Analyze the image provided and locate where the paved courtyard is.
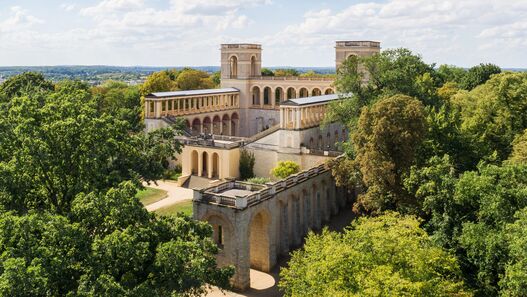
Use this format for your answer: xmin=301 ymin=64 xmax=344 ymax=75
xmin=144 ymin=180 xmax=193 ymax=211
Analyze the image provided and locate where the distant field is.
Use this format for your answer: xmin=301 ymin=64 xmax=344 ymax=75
xmin=154 ymin=200 xmax=193 ymax=217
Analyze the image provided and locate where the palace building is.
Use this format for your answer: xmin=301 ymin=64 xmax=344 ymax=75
xmin=144 ymin=40 xmax=380 ymax=290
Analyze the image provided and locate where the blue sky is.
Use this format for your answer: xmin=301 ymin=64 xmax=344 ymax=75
xmin=0 ymin=0 xmax=526 ymax=67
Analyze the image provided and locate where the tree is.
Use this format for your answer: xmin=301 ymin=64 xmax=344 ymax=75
xmin=0 ymin=183 xmax=234 ymax=296
xmin=239 ymin=149 xmax=255 ymax=180
xmin=352 ymin=94 xmax=427 ymax=214
xmin=453 ymin=72 xmax=527 ymax=162
xmin=273 ymin=68 xmax=299 ymax=77
xmin=175 ymin=69 xmax=214 ymax=90
xmin=140 ymin=71 xmax=174 ymax=96
xmin=279 ymin=212 xmax=471 ymax=297
xmin=0 ymin=75 xmax=233 ymax=295
xmin=328 ymin=48 xmax=438 ymax=127
xmin=499 ymin=208 xmax=527 ymax=296
xmin=457 ymin=164 xmax=527 ymax=296
xmin=0 ymin=72 xmax=54 ymax=100
xmin=261 ymin=68 xmax=274 ymax=76
xmin=508 ymin=129 xmax=527 ymax=163
xmin=271 ymin=161 xmax=300 ymax=179
xmin=461 ymin=63 xmax=501 ymax=90
xmin=437 ymin=64 xmax=467 ymax=85
xmin=0 ymin=80 xmax=180 ymax=214
xmin=92 ymin=80 xmax=143 ymax=132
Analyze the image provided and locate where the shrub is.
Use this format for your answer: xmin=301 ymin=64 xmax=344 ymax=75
xmin=245 ymin=177 xmax=271 ymax=184
xmin=271 ymin=161 xmax=300 ymax=179
xmin=239 ymin=149 xmax=255 ymax=180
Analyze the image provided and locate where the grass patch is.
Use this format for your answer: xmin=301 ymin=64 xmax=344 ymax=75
xmin=154 ymin=200 xmax=193 ymax=217
xmin=136 ymin=187 xmax=167 ymax=206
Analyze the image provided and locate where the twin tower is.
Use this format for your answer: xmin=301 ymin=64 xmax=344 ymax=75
xmin=220 ymin=41 xmax=381 ymax=80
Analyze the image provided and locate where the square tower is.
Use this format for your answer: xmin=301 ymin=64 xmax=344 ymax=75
xmin=221 ymin=44 xmax=262 ymax=80
xmin=335 ymin=41 xmax=381 ymax=69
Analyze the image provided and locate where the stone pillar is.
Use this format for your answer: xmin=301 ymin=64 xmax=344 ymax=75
xmin=271 ymin=89 xmax=275 ymax=109
xmin=279 ymin=108 xmax=284 ymax=128
xmin=232 ymin=212 xmax=250 ymax=290
xmin=197 ymin=153 xmax=203 ymax=177
xmin=295 ymin=108 xmax=301 ymax=130
xmin=207 ymin=153 xmax=213 ymax=179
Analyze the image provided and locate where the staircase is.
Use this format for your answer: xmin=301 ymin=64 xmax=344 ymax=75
xmin=182 ymin=175 xmax=222 ymax=190
xmin=246 ymin=124 xmax=280 ymax=143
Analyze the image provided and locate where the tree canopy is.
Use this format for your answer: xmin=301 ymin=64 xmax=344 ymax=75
xmin=280 ymin=212 xmax=471 ymax=297
xmin=0 ymin=76 xmax=232 ymax=295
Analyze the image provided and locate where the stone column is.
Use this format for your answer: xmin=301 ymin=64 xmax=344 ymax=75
xmin=207 ymin=153 xmax=213 ymax=179
xmin=260 ymin=89 xmax=264 ymax=108
xmin=232 ymin=211 xmax=251 ymax=290
xmin=279 ymin=108 xmax=284 ymax=128
xmin=295 ymin=108 xmax=301 ymax=130
xmin=271 ymin=89 xmax=275 ymax=109
xmin=197 ymin=153 xmax=203 ymax=177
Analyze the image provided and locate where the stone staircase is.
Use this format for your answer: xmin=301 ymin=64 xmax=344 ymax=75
xmin=182 ymin=175 xmax=222 ymax=190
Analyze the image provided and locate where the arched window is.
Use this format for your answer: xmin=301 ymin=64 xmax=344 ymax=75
xmin=252 ymin=86 xmax=261 ymax=105
xmin=230 ymin=56 xmax=238 ymax=78
xmin=263 ymin=87 xmax=271 ymax=105
xmin=312 ymin=88 xmax=322 ymax=96
xmin=299 ymin=88 xmax=309 ymax=98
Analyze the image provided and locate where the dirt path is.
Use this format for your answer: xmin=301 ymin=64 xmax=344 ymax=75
xmin=144 ymin=180 xmax=193 ymax=211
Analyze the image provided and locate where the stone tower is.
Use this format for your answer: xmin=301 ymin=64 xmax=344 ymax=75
xmin=335 ymin=41 xmax=381 ymax=69
xmin=220 ymin=44 xmax=262 ymax=80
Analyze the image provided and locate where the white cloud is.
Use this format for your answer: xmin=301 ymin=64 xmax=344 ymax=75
xmin=0 ymin=6 xmax=44 ymax=32
xmin=60 ymin=3 xmax=76 ymax=12
xmin=80 ymin=0 xmax=145 ymax=17
xmin=262 ymin=0 xmax=527 ymax=66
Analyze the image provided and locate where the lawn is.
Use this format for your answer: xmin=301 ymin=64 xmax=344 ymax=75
xmin=154 ymin=200 xmax=193 ymax=217
xmin=136 ymin=187 xmax=168 ymax=206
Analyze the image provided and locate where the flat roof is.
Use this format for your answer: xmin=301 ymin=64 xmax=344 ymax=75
xmin=280 ymin=93 xmax=346 ymax=106
xmin=146 ymin=88 xmax=239 ymax=98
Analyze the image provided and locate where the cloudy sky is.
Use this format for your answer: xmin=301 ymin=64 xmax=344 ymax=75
xmin=0 ymin=0 xmax=526 ymax=68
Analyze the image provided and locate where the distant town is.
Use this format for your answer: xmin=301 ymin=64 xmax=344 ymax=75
xmin=0 ymin=66 xmax=337 ymax=85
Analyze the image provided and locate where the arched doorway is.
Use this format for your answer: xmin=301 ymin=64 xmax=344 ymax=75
xmin=212 ymin=153 xmax=219 ymax=178
xmin=231 ymin=113 xmax=239 ymax=136
xmin=249 ymin=210 xmax=272 ymax=271
xmin=222 ymin=114 xmax=230 ymax=136
xmin=230 ymin=56 xmax=238 ymax=78
xmin=212 ymin=115 xmax=221 ymax=135
xmin=252 ymin=86 xmax=261 ymax=105
xmin=317 ymin=135 xmax=323 ymax=149
xmin=203 ymin=117 xmax=212 ymax=134
xmin=275 ymin=87 xmax=284 ymax=105
xmin=263 ymin=87 xmax=271 ymax=105
xmin=299 ymin=87 xmax=309 ymax=98
xmin=192 ymin=118 xmax=201 ymax=136
xmin=191 ymin=150 xmax=198 ymax=175
xmin=202 ymin=152 xmax=208 ymax=177
xmin=286 ymin=87 xmax=296 ymax=99
xmin=312 ymin=88 xmax=322 ymax=96
xmin=309 ymin=137 xmax=314 ymax=148
xmin=325 ymin=88 xmax=334 ymax=95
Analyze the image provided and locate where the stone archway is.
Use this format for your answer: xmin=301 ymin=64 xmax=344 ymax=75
xmin=286 ymin=87 xmax=296 ymax=99
xmin=203 ymin=117 xmax=212 ymax=134
xmin=275 ymin=87 xmax=284 ymax=105
xmin=299 ymin=87 xmax=309 ymax=98
xmin=222 ymin=114 xmax=230 ymax=136
xmin=231 ymin=113 xmax=239 ymax=136
xmin=252 ymin=86 xmax=261 ymax=105
xmin=191 ymin=150 xmax=198 ymax=175
xmin=263 ymin=87 xmax=271 ymax=105
xmin=325 ymin=88 xmax=334 ymax=95
xmin=312 ymin=88 xmax=322 ymax=96
xmin=192 ymin=118 xmax=201 ymax=136
xmin=212 ymin=153 xmax=219 ymax=178
xmin=212 ymin=115 xmax=221 ymax=135
xmin=230 ymin=56 xmax=238 ymax=78
xmin=249 ymin=209 xmax=272 ymax=272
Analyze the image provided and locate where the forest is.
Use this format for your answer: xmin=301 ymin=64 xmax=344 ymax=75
xmin=280 ymin=49 xmax=527 ymax=297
